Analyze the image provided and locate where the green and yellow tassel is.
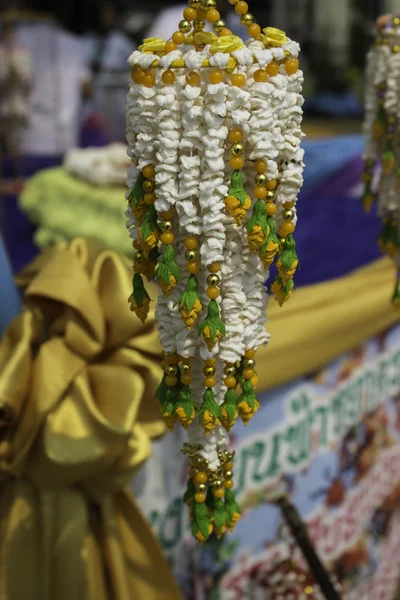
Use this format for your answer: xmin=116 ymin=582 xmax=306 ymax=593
xmin=128 ymin=273 xmax=151 ymax=323
xmin=176 ymin=274 xmax=203 ymax=329
xmin=271 ymin=275 xmax=294 ymax=306
xmin=199 ymin=388 xmax=221 ymax=434
xmin=238 ymin=380 xmax=260 ymax=426
xmin=220 ymin=389 xmax=239 ymax=432
xmin=379 ymin=221 xmax=399 ymax=258
xmin=383 ymin=139 xmax=396 ymax=176
xmin=224 ymin=170 xmax=252 ymax=225
xmin=276 ymin=234 xmax=299 ymax=285
xmin=156 ymin=245 xmax=181 ymax=295
xmin=198 ymin=299 xmax=225 ymax=350
xmin=211 ymin=497 xmax=228 ymax=539
xmin=224 ymin=490 xmax=241 ymax=532
xmin=259 ymin=215 xmax=280 ymax=269
xmin=139 ymin=205 xmax=159 ymax=250
xmin=361 ymin=184 xmax=375 ymax=214
xmin=128 ymin=172 xmax=145 ymax=209
xmin=246 ymin=199 xmax=269 ymax=251
xmin=175 ymin=385 xmax=197 ymax=430
xmin=162 ymin=386 xmax=179 ymax=431
xmin=192 ymin=501 xmax=213 ymax=545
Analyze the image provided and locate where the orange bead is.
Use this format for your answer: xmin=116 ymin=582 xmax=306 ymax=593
xmin=186 ymin=71 xmax=200 ymax=86
xmin=195 ymin=492 xmax=207 ymax=503
xmin=224 ymin=461 xmax=233 ymax=471
xmin=205 ymin=357 xmax=216 ymax=366
xmin=232 ymin=73 xmax=246 ymax=87
xmin=210 ymin=69 xmax=224 ymax=84
xmin=220 ymin=28 xmax=233 ymax=36
xmin=225 ymin=376 xmax=237 ymax=388
xmin=213 ymin=487 xmax=225 ymax=498
xmin=266 ymin=203 xmax=277 ymax=216
xmin=160 ymin=232 xmax=174 ymax=245
xmin=243 ymin=368 xmax=255 ymax=380
xmin=207 ymin=261 xmax=220 ymax=273
xmin=205 ymin=376 xmax=217 ymax=388
xmin=229 ymin=128 xmax=243 ymax=143
xmin=165 ymin=41 xmax=177 ymax=53
xmin=144 ymin=192 xmax=156 ymax=205
xmin=143 ymin=164 xmax=155 ymax=179
xmin=224 ymin=479 xmax=234 ymax=490
xmin=187 ymin=261 xmax=199 ymax=274
xmin=172 ymin=31 xmax=185 ymax=45
xmin=181 ymin=373 xmax=193 ymax=385
xmin=248 ymin=23 xmax=261 ymax=38
xmin=285 ymin=57 xmax=299 ymax=75
xmin=207 ymin=8 xmax=220 ymax=22
xmin=254 ymin=69 xmax=268 ymax=83
xmin=133 ymin=69 xmax=145 ymax=84
xmin=267 ymin=179 xmax=277 ymax=190
xmin=207 ymin=286 xmax=220 ymax=299
xmin=235 ymin=1 xmax=248 ymax=14
xmin=254 ymin=186 xmax=267 ymax=199
xmin=196 ymin=8 xmax=208 ymax=20
xmin=161 ymin=208 xmax=174 ymax=219
xmin=230 ymin=156 xmax=244 ymax=170
xmin=166 ymin=375 xmax=178 ymax=387
xmin=164 ymin=353 xmax=179 ymax=364
xmin=195 ymin=472 xmax=208 ymax=484
xmin=254 ymin=159 xmax=267 ymax=173
xmin=184 ymin=7 xmax=197 ymax=20
xmin=162 ymin=69 xmax=176 ymax=85
xmin=143 ymin=73 xmax=156 ymax=88
xmin=283 ymin=200 xmax=295 ymax=208
xmin=244 ymin=349 xmax=255 ymax=359
xmin=252 ymin=372 xmax=258 ymax=387
xmin=266 ymin=60 xmax=280 ymax=77
xmin=184 ymin=236 xmax=198 ymax=249
xmin=278 ymin=221 xmax=295 ymax=237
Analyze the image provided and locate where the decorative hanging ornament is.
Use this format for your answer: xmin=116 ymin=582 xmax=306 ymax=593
xmin=363 ymin=16 xmax=400 ymax=306
xmin=125 ymin=0 xmax=305 ymax=544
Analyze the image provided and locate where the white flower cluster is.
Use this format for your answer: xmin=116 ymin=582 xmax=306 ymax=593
xmin=126 ymin=37 xmax=304 ymax=470
xmin=64 ymin=144 xmax=130 ymax=187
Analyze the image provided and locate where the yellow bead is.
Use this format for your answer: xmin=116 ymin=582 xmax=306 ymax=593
xmin=165 ymin=41 xmax=177 ymax=53
xmin=204 ymin=357 xmax=216 ymax=366
xmin=254 ymin=69 xmax=268 ymax=83
xmin=181 ymin=373 xmax=193 ymax=385
xmin=144 ymin=192 xmax=156 ymax=205
xmin=210 ymin=69 xmax=224 ymax=84
xmin=160 ymin=232 xmax=174 ymax=245
xmin=252 ymin=372 xmax=258 ymax=387
xmin=283 ymin=200 xmax=295 ymax=209
xmin=205 ymin=376 xmax=217 ymax=388
xmin=235 ymin=1 xmax=248 ymax=14
xmin=207 ymin=286 xmax=220 ymax=299
xmin=266 ymin=60 xmax=280 ymax=77
xmin=162 ymin=69 xmax=175 ymax=85
xmin=207 ymin=261 xmax=220 ymax=273
xmin=285 ymin=57 xmax=299 ymax=75
xmin=172 ymin=31 xmax=185 ymax=45
xmin=244 ymin=349 xmax=255 ymax=359
xmin=229 ymin=129 xmax=243 ymax=143
xmin=213 ymin=487 xmax=225 ymax=498
xmin=230 ymin=156 xmax=244 ymax=170
xmin=184 ymin=7 xmax=197 ymax=20
xmin=254 ymin=186 xmax=267 ymax=199
xmin=164 ymin=353 xmax=179 ymax=364
xmin=195 ymin=492 xmax=207 ymax=503
xmin=232 ymin=73 xmax=246 ymax=87
xmin=243 ymin=368 xmax=255 ymax=380
xmin=143 ymin=73 xmax=156 ymax=88
xmin=219 ymin=28 xmax=233 ymax=36
xmin=166 ymin=375 xmax=178 ymax=387
xmin=278 ymin=221 xmax=295 ymax=237
xmin=267 ymin=179 xmax=277 ymax=190
xmin=266 ymin=203 xmax=277 ymax=216
xmin=187 ymin=261 xmax=199 ymax=274
xmin=254 ymin=159 xmax=267 ymax=173
xmin=161 ymin=208 xmax=174 ymax=219
xmin=195 ymin=471 xmax=208 ymax=484
xmin=133 ymin=69 xmax=146 ymax=84
xmin=224 ymin=376 xmax=237 ymax=388
xmin=248 ymin=23 xmax=261 ymax=38
xmin=143 ymin=164 xmax=155 ymax=179
xmin=186 ymin=71 xmax=201 ymax=86
xmin=224 ymin=479 xmax=234 ymax=490
xmin=184 ymin=236 xmax=198 ymax=249
xmin=207 ymin=8 xmax=220 ymax=22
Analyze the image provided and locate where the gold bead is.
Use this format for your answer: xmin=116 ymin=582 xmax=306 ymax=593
xmin=165 ymin=365 xmax=178 ymax=376
xmin=197 ymin=483 xmax=207 ymax=492
xmin=284 ymin=209 xmax=295 ymax=221
xmin=160 ymin=220 xmax=173 ymax=231
xmin=304 ymin=586 xmax=313 ymax=595
xmin=212 ymin=19 xmax=226 ymax=32
xmin=186 ymin=249 xmax=198 ymax=262
xmin=394 ymin=45 xmax=400 ymax=53
xmin=224 ymin=365 xmax=236 ymax=376
xmin=231 ymin=143 xmax=244 ymax=156
xmin=240 ymin=13 xmax=254 ymax=26
xmin=207 ymin=273 xmax=220 ymax=286
xmin=189 ymin=0 xmax=200 ymax=6
xmin=143 ymin=180 xmax=155 ymax=193
xmin=179 ymin=362 xmax=191 ymax=374
xmin=203 ymin=366 xmax=216 ymax=376
xmin=228 ymin=0 xmax=239 ymax=3
xmin=179 ymin=19 xmax=192 ymax=33
xmin=193 ymin=19 xmax=205 ymax=31
xmin=202 ymin=0 xmax=216 ymax=8
xmin=213 ymin=479 xmax=222 ymax=488
xmin=266 ymin=190 xmax=276 ymax=202
xmin=255 ymin=173 xmax=267 ymax=185
xmin=243 ymin=358 xmax=255 ymax=369
xmin=224 ymin=470 xmax=233 ymax=479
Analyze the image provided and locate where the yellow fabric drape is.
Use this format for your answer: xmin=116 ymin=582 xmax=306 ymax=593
xmin=0 ymin=238 xmax=181 ymax=600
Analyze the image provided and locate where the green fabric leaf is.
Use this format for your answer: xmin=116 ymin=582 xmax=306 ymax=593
xmin=129 ymin=172 xmax=146 ymax=209
xmin=176 ymin=274 xmax=202 ymax=313
xmin=279 ymin=234 xmax=298 ymax=271
xmin=132 ymin=273 xmax=150 ymax=306
xmin=156 ymin=245 xmax=181 ymax=285
xmin=199 ymin=388 xmax=221 ymax=420
xmin=176 ymin=385 xmax=196 ymax=419
xmin=246 ymin=199 xmax=268 ymax=235
xmin=225 ymin=490 xmax=241 ymax=521
xmin=273 ymin=275 xmax=294 ymax=296
xmin=213 ymin=499 xmax=228 ymax=530
xmin=198 ymin=300 xmax=226 ymax=340
xmin=193 ymin=502 xmax=211 ymax=539
xmin=238 ymin=380 xmax=257 ymax=410
xmin=260 ymin=216 xmax=281 ymax=257
xmin=141 ymin=205 xmax=158 ymax=241
xmin=221 ymin=389 xmax=238 ymax=421
xmin=228 ymin=170 xmax=247 ymax=205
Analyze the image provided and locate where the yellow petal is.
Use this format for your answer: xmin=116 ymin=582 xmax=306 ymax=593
xmin=209 ymin=35 xmax=244 ymax=55
xmin=194 ymin=32 xmax=218 ymax=46
xmin=139 ymin=37 xmax=166 ymax=53
xmin=260 ymin=27 xmax=288 ymax=47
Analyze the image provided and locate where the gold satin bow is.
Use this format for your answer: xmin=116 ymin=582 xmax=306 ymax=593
xmin=0 ymin=238 xmax=181 ymax=600
xmin=259 ymin=27 xmax=288 ymax=48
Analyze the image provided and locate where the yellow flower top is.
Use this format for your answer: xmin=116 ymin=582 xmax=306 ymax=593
xmin=259 ymin=27 xmax=288 ymax=48
xmin=193 ymin=32 xmax=219 ymax=46
xmin=209 ymin=35 xmax=244 ymax=55
xmin=139 ymin=37 xmax=166 ymax=54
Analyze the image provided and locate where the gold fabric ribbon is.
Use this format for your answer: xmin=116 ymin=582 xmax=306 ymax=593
xmin=0 ymin=238 xmax=181 ymax=600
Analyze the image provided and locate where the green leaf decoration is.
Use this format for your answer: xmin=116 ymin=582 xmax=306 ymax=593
xmin=183 ymin=478 xmax=195 ymax=504
xmin=129 ymin=172 xmax=146 ymax=209
xmin=141 ymin=205 xmax=159 ymax=241
xmin=193 ymin=502 xmax=211 ymax=539
xmin=198 ymin=300 xmax=226 ymax=341
xmin=260 ymin=215 xmax=281 ymax=257
xmin=246 ymin=199 xmax=268 ymax=235
xmin=176 ymin=275 xmax=202 ymax=313
xmin=228 ymin=170 xmax=247 ymax=206
xmin=222 ymin=389 xmax=238 ymax=422
xmin=238 ymin=380 xmax=257 ymax=411
xmin=224 ymin=490 xmax=241 ymax=522
xmin=383 ymin=139 xmax=396 ymax=175
xmin=156 ymin=245 xmax=181 ymax=287
xmin=213 ymin=498 xmax=228 ymax=531
xmin=279 ymin=234 xmax=299 ymax=271
xmin=176 ymin=385 xmax=197 ymax=419
xmin=361 ymin=184 xmax=375 ymax=213
xmin=199 ymin=388 xmax=221 ymax=420
xmin=272 ymin=275 xmax=294 ymax=296
xmin=379 ymin=221 xmax=399 ymax=255
xmin=132 ymin=273 xmax=151 ymax=306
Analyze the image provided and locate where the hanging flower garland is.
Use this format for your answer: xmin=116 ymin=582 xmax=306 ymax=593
xmin=125 ymin=0 xmax=305 ymax=544
xmin=363 ymin=16 xmax=400 ymax=305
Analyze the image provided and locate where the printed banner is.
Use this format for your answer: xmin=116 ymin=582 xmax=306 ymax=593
xmin=134 ymin=326 xmax=400 ymax=599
